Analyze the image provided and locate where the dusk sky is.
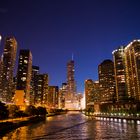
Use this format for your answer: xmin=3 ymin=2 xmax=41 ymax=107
xmin=0 ymin=0 xmax=140 ymax=93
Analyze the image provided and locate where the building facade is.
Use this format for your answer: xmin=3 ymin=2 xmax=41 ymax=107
xmin=0 ymin=37 xmax=17 ymax=103
xmin=98 ymin=59 xmax=115 ymax=103
xmin=112 ymin=47 xmax=127 ymax=102
xmin=16 ymin=49 xmax=32 ymax=105
xmin=30 ymin=66 xmax=39 ymax=105
xmin=66 ymin=60 xmax=76 ymax=101
xmin=34 ymin=74 xmax=49 ymax=106
xmin=48 ymin=86 xmax=59 ymax=108
xmin=85 ymin=79 xmax=94 ymax=109
xmin=59 ymin=83 xmax=67 ymax=109
xmin=124 ymin=40 xmax=140 ymax=101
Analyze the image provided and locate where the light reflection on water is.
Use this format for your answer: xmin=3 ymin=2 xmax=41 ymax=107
xmin=1 ymin=112 xmax=140 ymax=140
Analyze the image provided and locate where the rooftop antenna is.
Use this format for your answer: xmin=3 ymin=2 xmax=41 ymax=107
xmin=72 ymin=53 xmax=74 ymax=60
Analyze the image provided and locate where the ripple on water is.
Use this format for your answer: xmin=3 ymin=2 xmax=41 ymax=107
xmin=2 ymin=113 xmax=140 ymax=140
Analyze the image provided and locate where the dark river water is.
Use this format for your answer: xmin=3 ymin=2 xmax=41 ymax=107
xmin=1 ymin=111 xmax=140 ymax=140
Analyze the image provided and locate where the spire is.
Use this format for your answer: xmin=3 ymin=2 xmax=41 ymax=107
xmin=72 ymin=53 xmax=74 ymax=61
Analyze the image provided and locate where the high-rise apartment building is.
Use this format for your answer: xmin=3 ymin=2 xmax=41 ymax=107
xmin=112 ymin=47 xmax=127 ymax=101
xmin=34 ymin=74 xmax=49 ymax=106
xmin=124 ymin=40 xmax=140 ymax=101
xmin=30 ymin=66 xmax=39 ymax=105
xmin=59 ymin=83 xmax=67 ymax=108
xmin=0 ymin=55 xmax=3 ymax=100
xmin=66 ymin=60 xmax=76 ymax=101
xmin=98 ymin=59 xmax=115 ymax=102
xmin=85 ymin=79 xmax=94 ymax=109
xmin=16 ymin=49 xmax=32 ymax=105
xmin=92 ymin=81 xmax=101 ymax=103
xmin=0 ymin=37 xmax=17 ymax=103
xmin=48 ymin=86 xmax=59 ymax=108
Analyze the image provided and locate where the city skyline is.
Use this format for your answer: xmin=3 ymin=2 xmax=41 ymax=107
xmin=1 ymin=0 xmax=140 ymax=92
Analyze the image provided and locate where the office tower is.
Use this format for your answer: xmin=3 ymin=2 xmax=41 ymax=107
xmin=112 ymin=47 xmax=127 ymax=101
xmin=124 ymin=40 xmax=140 ymax=101
xmin=30 ymin=66 xmax=39 ymax=105
xmin=16 ymin=49 xmax=32 ymax=105
xmin=34 ymin=74 xmax=49 ymax=106
xmin=98 ymin=59 xmax=115 ymax=102
xmin=0 ymin=37 xmax=17 ymax=103
xmin=59 ymin=83 xmax=67 ymax=108
xmin=0 ymin=55 xmax=3 ymax=100
xmin=66 ymin=60 xmax=76 ymax=101
xmin=48 ymin=86 xmax=59 ymax=108
xmin=85 ymin=79 xmax=94 ymax=109
xmin=92 ymin=81 xmax=101 ymax=103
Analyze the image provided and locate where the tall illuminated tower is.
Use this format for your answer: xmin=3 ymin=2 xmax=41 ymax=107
xmin=66 ymin=59 xmax=76 ymax=101
xmin=0 ymin=37 xmax=17 ymax=103
xmin=112 ymin=47 xmax=127 ymax=101
xmin=16 ymin=49 xmax=32 ymax=105
xmin=124 ymin=40 xmax=140 ymax=101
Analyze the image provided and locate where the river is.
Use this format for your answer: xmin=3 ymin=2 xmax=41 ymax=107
xmin=1 ymin=111 xmax=140 ymax=140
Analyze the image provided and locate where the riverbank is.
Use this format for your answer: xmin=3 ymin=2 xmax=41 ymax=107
xmin=47 ymin=111 xmax=67 ymax=117
xmin=94 ymin=114 xmax=140 ymax=121
xmin=0 ymin=115 xmax=46 ymax=137
xmin=83 ymin=112 xmax=140 ymax=121
xmin=0 ymin=111 xmax=67 ymax=138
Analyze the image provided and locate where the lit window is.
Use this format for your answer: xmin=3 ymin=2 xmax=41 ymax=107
xmin=24 ymin=60 xmax=28 ymax=64
xmin=21 ymin=77 xmax=26 ymax=81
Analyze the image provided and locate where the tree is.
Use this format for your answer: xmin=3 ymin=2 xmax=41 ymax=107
xmin=8 ymin=105 xmax=20 ymax=118
xmin=25 ymin=105 xmax=37 ymax=116
xmin=36 ymin=107 xmax=48 ymax=116
xmin=0 ymin=101 xmax=9 ymax=119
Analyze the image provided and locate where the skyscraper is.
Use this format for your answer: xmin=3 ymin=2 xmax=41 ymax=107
xmin=16 ymin=49 xmax=32 ymax=105
xmin=34 ymin=74 xmax=49 ymax=106
xmin=48 ymin=86 xmax=59 ymax=108
xmin=112 ymin=47 xmax=127 ymax=102
xmin=0 ymin=55 xmax=3 ymax=100
xmin=124 ymin=40 xmax=140 ymax=101
xmin=66 ymin=60 xmax=76 ymax=101
xmin=98 ymin=59 xmax=115 ymax=102
xmin=30 ymin=66 xmax=39 ymax=105
xmin=85 ymin=79 xmax=94 ymax=109
xmin=0 ymin=37 xmax=17 ymax=103
xmin=59 ymin=83 xmax=67 ymax=108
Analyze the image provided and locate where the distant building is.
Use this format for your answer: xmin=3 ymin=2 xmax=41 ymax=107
xmin=16 ymin=50 xmax=32 ymax=105
xmin=48 ymin=86 xmax=59 ymax=108
xmin=98 ymin=59 xmax=115 ymax=102
xmin=0 ymin=37 xmax=17 ymax=103
xmin=0 ymin=55 xmax=3 ymax=100
xmin=92 ymin=81 xmax=101 ymax=103
xmin=59 ymin=83 xmax=67 ymax=109
xmin=124 ymin=40 xmax=140 ymax=101
xmin=34 ymin=74 xmax=49 ymax=106
xmin=85 ymin=79 xmax=94 ymax=109
xmin=66 ymin=60 xmax=76 ymax=101
xmin=112 ymin=47 xmax=127 ymax=102
xmin=30 ymin=66 xmax=39 ymax=105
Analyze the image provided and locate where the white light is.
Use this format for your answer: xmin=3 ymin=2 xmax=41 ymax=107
xmin=0 ymin=35 xmax=2 ymax=41
xmin=123 ymin=119 xmax=126 ymax=123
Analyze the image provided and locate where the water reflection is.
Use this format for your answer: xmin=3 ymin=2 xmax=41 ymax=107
xmin=1 ymin=112 xmax=140 ymax=140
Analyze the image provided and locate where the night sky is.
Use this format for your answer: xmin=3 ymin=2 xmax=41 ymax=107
xmin=0 ymin=0 xmax=140 ymax=93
